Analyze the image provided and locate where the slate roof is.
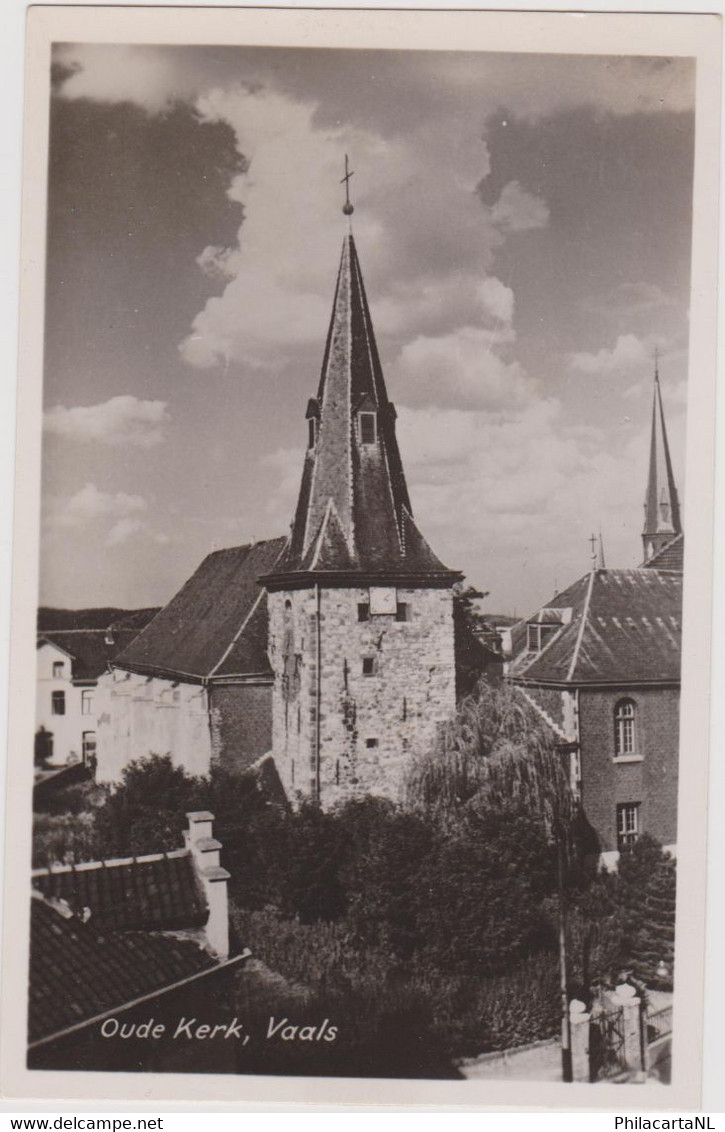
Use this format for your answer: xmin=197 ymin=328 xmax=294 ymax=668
xmin=510 ymin=568 xmax=682 ymax=686
xmin=266 ymin=235 xmax=458 ymax=586
xmin=642 ymin=533 xmax=684 ymax=572
xmin=37 ymin=629 xmax=146 ymax=681
xmin=32 ymin=851 xmax=208 ymax=933
xmin=113 ymin=537 xmax=287 ymax=681
xmin=29 ymin=893 xmax=214 ymax=1045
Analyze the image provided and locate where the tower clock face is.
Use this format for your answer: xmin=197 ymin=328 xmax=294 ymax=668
xmin=369 ymin=587 xmax=397 ymax=616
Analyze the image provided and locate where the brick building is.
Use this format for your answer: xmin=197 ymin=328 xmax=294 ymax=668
xmin=508 ymin=368 xmax=683 ymax=863
xmin=95 ymin=538 xmax=286 ymax=783
xmin=96 ymin=227 xmax=473 ymax=800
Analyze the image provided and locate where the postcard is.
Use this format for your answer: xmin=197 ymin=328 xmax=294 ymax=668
xmin=1 ymin=4 xmax=720 ymax=1109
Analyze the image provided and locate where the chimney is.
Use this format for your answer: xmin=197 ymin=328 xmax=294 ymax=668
xmin=185 ymin=811 xmax=230 ymax=960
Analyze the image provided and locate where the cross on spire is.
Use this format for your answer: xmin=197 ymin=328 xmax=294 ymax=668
xmin=341 ymin=154 xmax=354 ymax=216
xmin=588 ymin=532 xmax=598 ymax=571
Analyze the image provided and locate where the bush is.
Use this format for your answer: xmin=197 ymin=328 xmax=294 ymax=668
xmin=615 ymin=834 xmax=676 ymax=988
xmin=32 ymin=810 xmax=99 ymax=868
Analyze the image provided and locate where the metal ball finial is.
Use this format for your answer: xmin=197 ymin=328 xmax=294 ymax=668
xmin=341 ymin=154 xmax=354 ymax=218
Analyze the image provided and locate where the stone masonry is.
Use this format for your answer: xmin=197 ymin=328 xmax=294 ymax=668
xmin=268 ymin=585 xmax=456 ymax=807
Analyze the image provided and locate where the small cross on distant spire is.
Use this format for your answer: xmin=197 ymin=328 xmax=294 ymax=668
xmin=588 ymin=532 xmax=598 ymax=571
xmin=341 ymin=154 xmax=354 ymax=217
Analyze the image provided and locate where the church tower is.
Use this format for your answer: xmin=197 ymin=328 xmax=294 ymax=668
xmin=262 ymin=197 xmax=460 ymax=807
xmin=642 ymin=359 xmax=682 ymax=563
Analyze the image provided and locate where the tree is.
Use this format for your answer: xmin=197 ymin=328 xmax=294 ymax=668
xmin=408 ymin=681 xmax=575 ymax=839
xmin=415 ymin=805 xmax=557 ymax=975
xmin=92 ymin=753 xmax=204 ymax=856
xmin=615 ymin=835 xmax=676 ymax=989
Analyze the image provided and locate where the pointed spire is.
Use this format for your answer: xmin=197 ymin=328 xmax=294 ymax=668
xmin=588 ymin=532 xmax=598 ymax=573
xmin=598 ymin=530 xmax=606 ymax=570
xmin=642 ymin=356 xmax=682 ymax=562
xmin=266 ymin=233 xmax=457 ymax=585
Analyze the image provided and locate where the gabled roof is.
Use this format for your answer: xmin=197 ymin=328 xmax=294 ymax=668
xmin=510 ymin=568 xmax=682 ymax=686
xmin=113 ymin=537 xmax=286 ymax=681
xmin=266 ymin=235 xmax=458 ymax=587
xmin=29 ymin=893 xmax=215 ymax=1045
xmin=642 ymin=532 xmax=684 ymax=572
xmin=32 ymin=851 xmax=208 ymax=933
xmin=37 ymin=629 xmax=148 ymax=681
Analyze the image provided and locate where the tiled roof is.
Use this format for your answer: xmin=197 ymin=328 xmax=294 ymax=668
xmin=510 ymin=568 xmax=681 ymax=686
xmin=37 ymin=629 xmax=147 ymax=681
xmin=642 ymin=533 xmax=684 ymax=572
xmin=29 ymin=893 xmax=214 ymax=1045
xmin=32 ymin=852 xmax=208 ymax=933
xmin=113 ymin=537 xmax=287 ymax=681
xmin=266 ymin=235 xmax=458 ymax=585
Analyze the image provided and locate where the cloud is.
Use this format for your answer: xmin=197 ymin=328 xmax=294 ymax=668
xmin=196 ymin=245 xmax=240 ymax=281
xmin=53 ymin=45 xmax=192 ymax=113
xmin=46 ymin=483 xmax=148 ymax=531
xmin=478 ymin=277 xmax=514 ymax=325
xmin=394 ymin=390 xmax=685 ymax=608
xmin=393 ymin=327 xmax=528 ymax=411
xmin=583 ymin=281 xmax=673 ymax=320
xmin=569 ymin=333 xmax=651 ymax=377
xmin=488 ymin=181 xmax=550 ymax=233
xmin=43 ymin=396 xmax=169 ymax=448
xmin=106 ymin=518 xmax=146 ymax=547
xmin=53 ymin=45 xmax=695 ymax=123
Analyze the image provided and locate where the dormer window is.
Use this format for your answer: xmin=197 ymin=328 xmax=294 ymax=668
xmin=359 ymin=411 xmax=377 ymax=445
xmin=305 ymin=398 xmax=320 ymax=450
xmin=527 ymin=623 xmax=559 ymax=653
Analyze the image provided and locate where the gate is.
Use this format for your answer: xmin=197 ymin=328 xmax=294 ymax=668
xmin=589 ymin=1005 xmax=627 ymax=1081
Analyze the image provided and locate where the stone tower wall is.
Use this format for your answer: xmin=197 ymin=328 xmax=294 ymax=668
xmin=268 ymin=585 xmax=456 ymax=807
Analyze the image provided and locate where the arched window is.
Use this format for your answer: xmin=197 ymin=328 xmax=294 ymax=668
xmin=614 ymin=698 xmax=636 ymax=758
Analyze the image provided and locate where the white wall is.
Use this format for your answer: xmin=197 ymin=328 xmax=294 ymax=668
xmin=95 ymin=669 xmax=213 ymax=784
xmin=36 ymin=641 xmax=97 ymax=766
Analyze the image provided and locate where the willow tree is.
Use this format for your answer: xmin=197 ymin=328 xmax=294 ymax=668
xmin=408 ymin=679 xmax=579 ymax=1081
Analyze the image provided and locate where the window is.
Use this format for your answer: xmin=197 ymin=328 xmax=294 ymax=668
xmin=614 ymin=698 xmax=636 ymax=758
xmin=357 ymin=603 xmax=371 ymax=622
xmin=308 ymin=418 xmax=317 ymax=449
xmin=359 ymin=411 xmax=377 ymax=445
xmin=617 ymin=803 xmax=640 ymax=850
xmin=362 ymin=657 xmax=376 ymax=676
xmin=51 ymin=691 xmax=65 ymax=716
xmin=81 ymin=689 xmax=94 ymax=716
xmin=52 ymin=661 xmax=64 ymax=678
xmin=365 ymin=738 xmax=379 ymax=749
xmin=527 ymin=622 xmax=559 ymax=653
xmin=82 ymin=731 xmax=96 ymax=765
xmin=395 ymin=603 xmax=411 ymax=622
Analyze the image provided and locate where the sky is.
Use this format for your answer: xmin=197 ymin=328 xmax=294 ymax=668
xmin=40 ymin=44 xmax=695 ymax=616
